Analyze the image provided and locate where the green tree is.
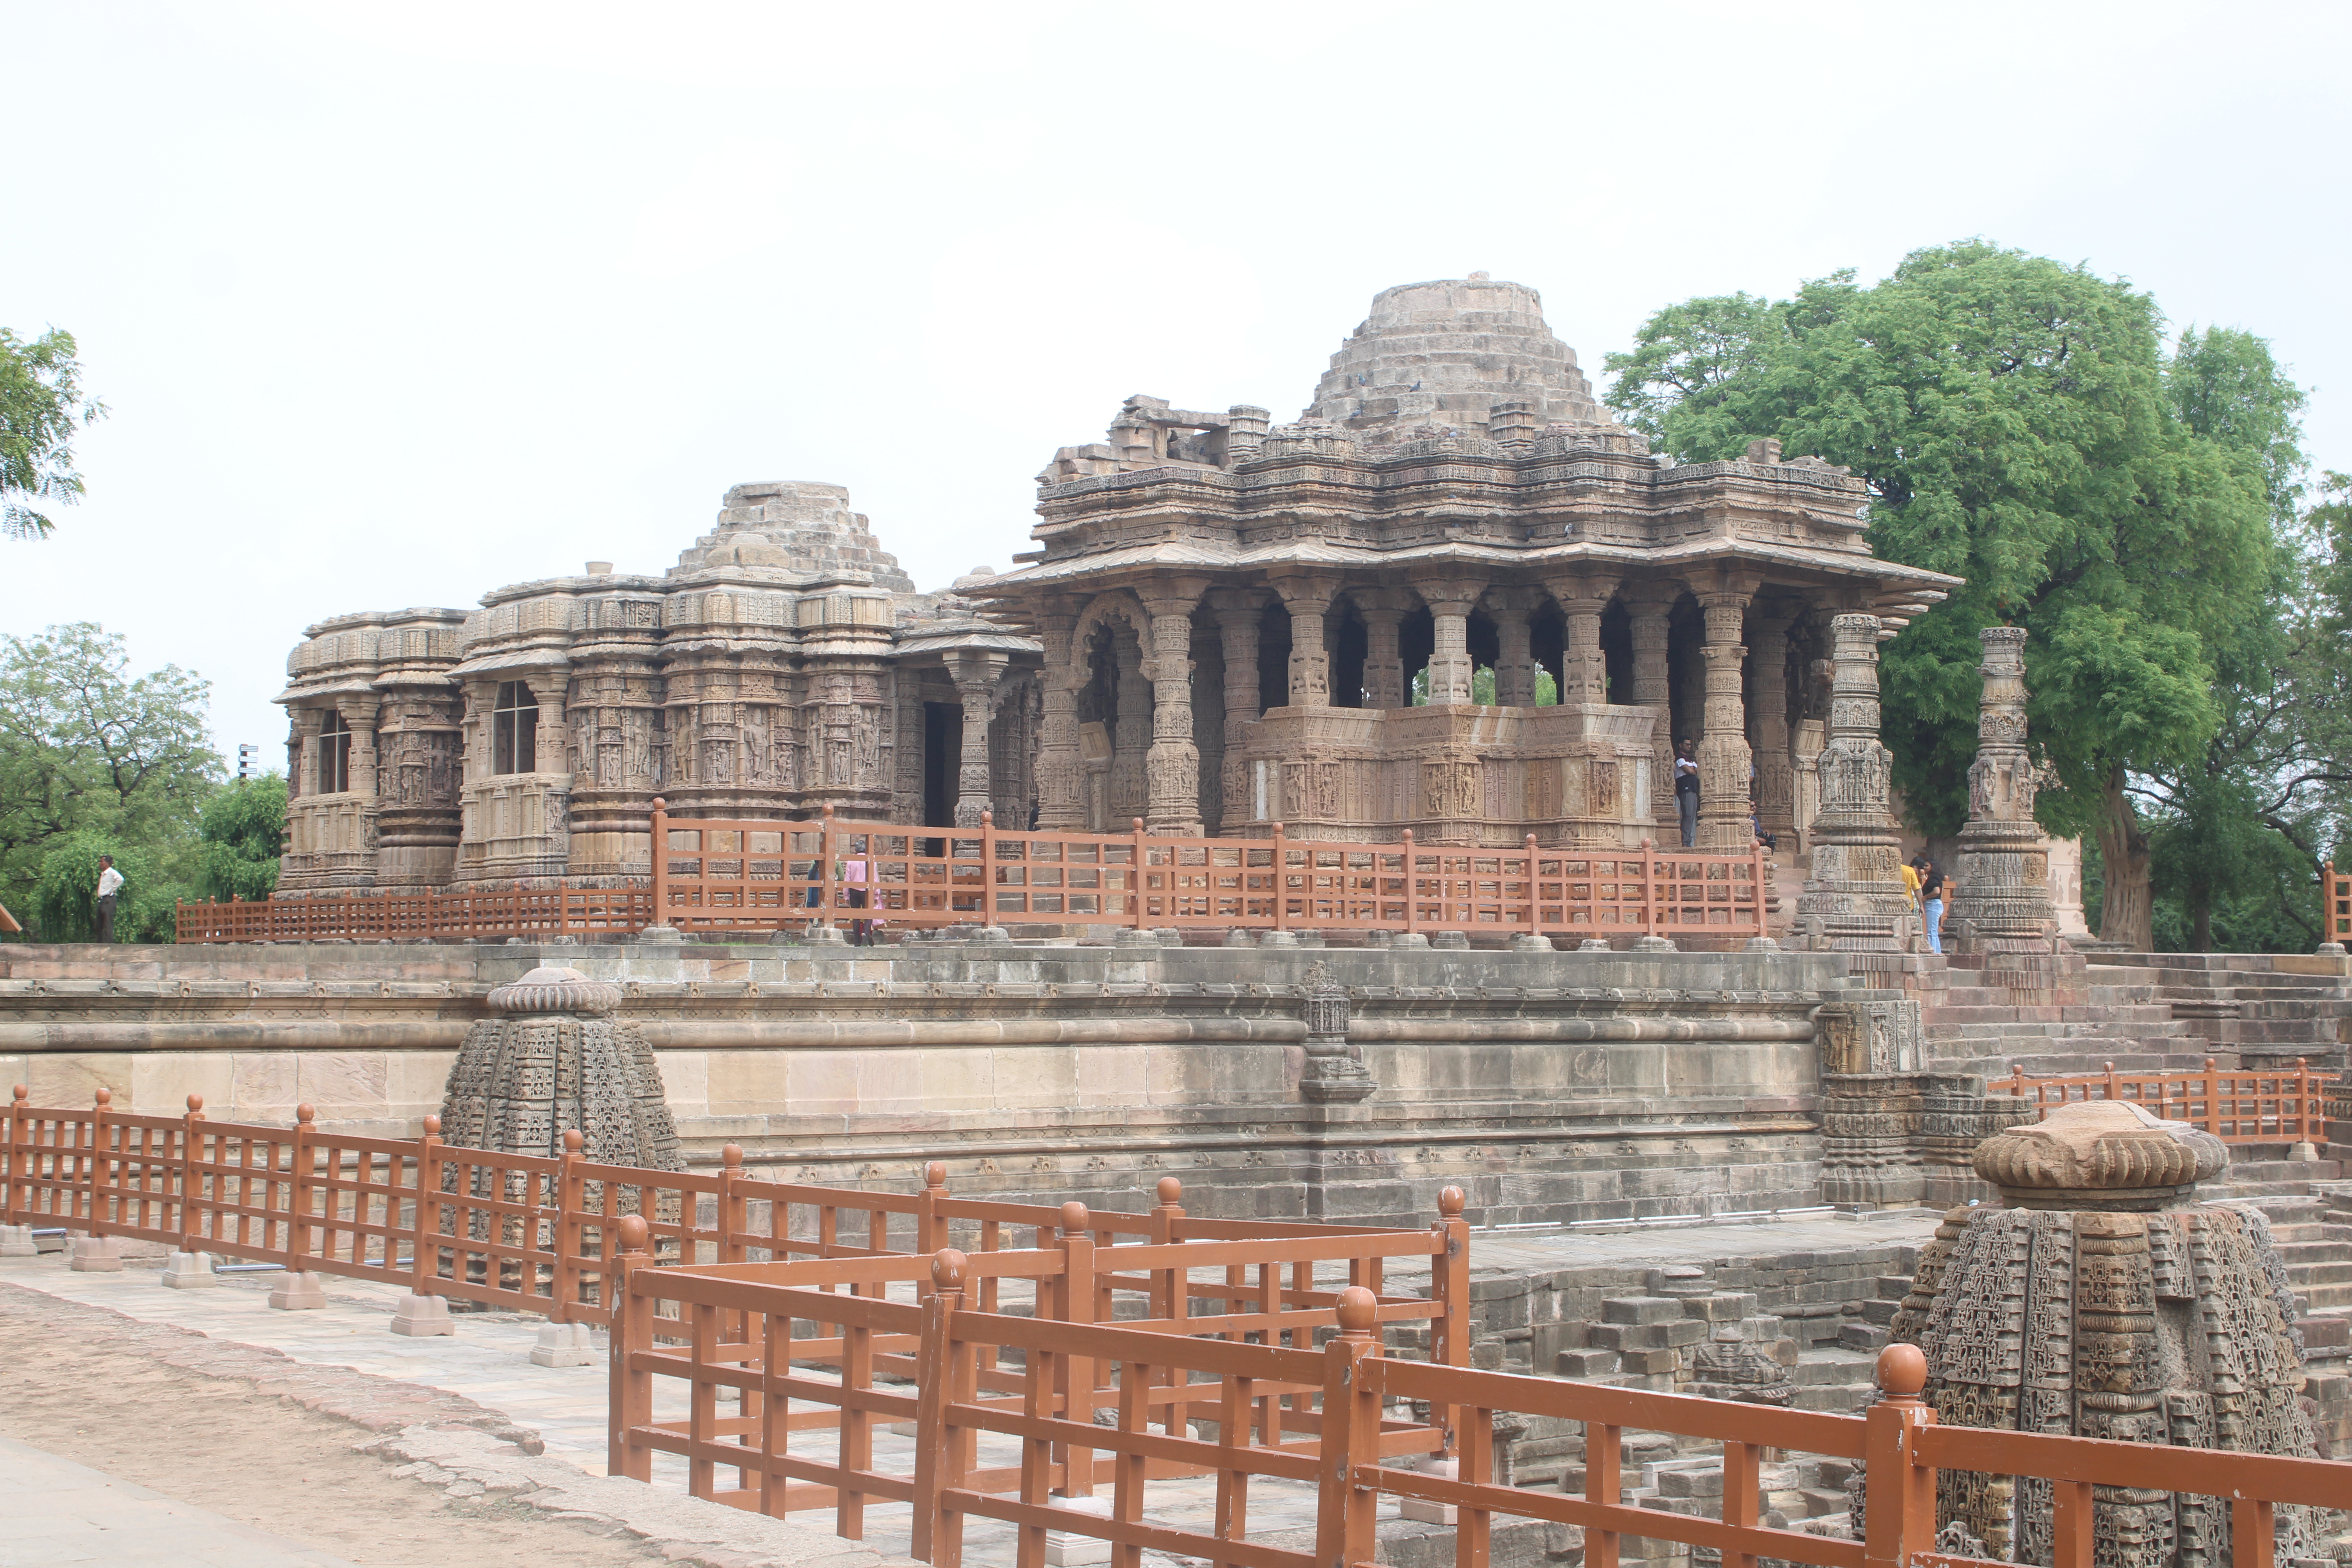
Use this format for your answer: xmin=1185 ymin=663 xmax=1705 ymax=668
xmin=194 ymin=773 xmax=287 ymax=902
xmin=1606 ymin=241 xmax=2277 ymax=949
xmin=30 ymin=833 xmax=185 ymax=944
xmin=1 ymin=326 xmax=105 ymax=540
xmin=0 ymin=623 xmax=222 ymax=935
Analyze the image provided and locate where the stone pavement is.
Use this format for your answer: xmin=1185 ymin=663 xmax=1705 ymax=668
xmin=0 ymin=1433 xmax=361 ymax=1566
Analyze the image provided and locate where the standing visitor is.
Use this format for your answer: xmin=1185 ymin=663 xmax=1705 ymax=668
xmin=1916 ymin=855 xmax=1945 ymax=955
xmin=93 ymin=854 xmax=122 ymax=943
xmin=843 ymin=840 xmax=873 ymax=945
xmin=1673 ymin=740 xmax=1699 ymax=848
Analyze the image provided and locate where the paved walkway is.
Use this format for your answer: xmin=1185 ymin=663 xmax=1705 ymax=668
xmin=0 ymin=1434 xmax=360 ymax=1567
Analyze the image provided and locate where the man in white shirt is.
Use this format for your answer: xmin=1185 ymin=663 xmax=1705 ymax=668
xmin=94 ymin=855 xmax=123 ymax=943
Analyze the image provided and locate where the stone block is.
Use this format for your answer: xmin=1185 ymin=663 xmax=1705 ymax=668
xmin=1601 ymin=1296 xmax=1684 ymax=1325
xmin=69 ymin=1235 xmax=124 ymax=1272
xmin=0 ymin=1224 xmax=35 ymax=1258
xmin=531 ymin=1320 xmax=598 ymax=1367
xmin=160 ymin=1250 xmax=219 ymax=1288
xmin=1657 ymin=1466 xmax=1724 ymax=1499
xmin=391 ymin=1291 xmax=456 ymax=1336
xmin=1555 ymin=1348 xmax=1619 ymax=1377
xmin=270 ymin=1270 xmax=330 ymax=1310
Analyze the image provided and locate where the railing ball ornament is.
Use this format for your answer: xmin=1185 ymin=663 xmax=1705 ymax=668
xmin=94 ymin=1087 xmax=111 ymax=1107
xmin=423 ymin=1115 xmax=441 ymax=1137
xmin=617 ymin=1214 xmax=650 ymax=1254
xmin=11 ymin=1084 xmax=24 ymax=1103
xmin=722 ymin=1143 xmax=744 ymax=1170
xmin=932 ymin=1247 xmax=967 ymax=1293
xmin=1875 ymin=1341 xmax=1927 ymax=1396
xmin=297 ymin=1104 xmax=315 ymax=1125
xmin=563 ymin=1129 xmax=583 ymax=1154
xmin=1157 ymin=1176 xmax=1183 ymax=1206
xmin=1336 ymin=1285 xmax=1379 ymax=1338
xmin=925 ymin=1161 xmax=948 ymax=1190
xmin=1061 ymin=1200 xmax=1090 ymax=1236
xmin=186 ymin=1094 xmax=204 ymax=1112
xmin=1438 ymin=1186 xmax=1465 ymax=1219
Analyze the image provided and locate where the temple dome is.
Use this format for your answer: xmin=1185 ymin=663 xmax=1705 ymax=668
xmin=1305 ymin=274 xmax=1606 ymax=436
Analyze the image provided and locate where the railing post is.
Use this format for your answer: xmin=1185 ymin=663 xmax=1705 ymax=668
xmin=1270 ymin=820 xmax=1287 ymax=933
xmin=648 ymin=797 xmax=669 ymax=934
xmin=719 ymin=1142 xmax=746 ymax=1266
xmin=912 ymin=1247 xmax=969 ymax=1565
xmin=178 ymin=1094 xmax=206 ymax=1256
xmin=1149 ymin=1177 xmax=1189 ymax=1439
xmin=1315 ymin=1287 xmax=1381 ymax=1568
xmin=1861 ymin=1344 xmax=1936 ymax=1568
xmin=609 ymin=1214 xmax=655 ymax=1482
xmin=2294 ymin=1058 xmax=2312 ymax=1144
xmin=821 ymin=804 xmax=837 ymax=929
xmin=1131 ymin=817 xmax=1149 ymax=930
xmin=1524 ymin=834 xmax=1541 ymax=940
xmin=1641 ymin=836 xmax=1657 ymax=939
xmin=1428 ymin=1185 xmax=1470 ymax=1458
xmin=2102 ymin=1060 xmax=2118 ymax=1106
xmin=7 ymin=1083 xmax=28 ymax=1227
xmin=413 ymin=1114 xmax=444 ymax=1299
xmin=553 ymin=1129 xmax=584 ymax=1321
xmin=982 ymin=809 xmax=1000 ymax=929
xmin=87 ymin=1087 xmax=111 ymax=1240
xmin=1057 ymin=1201 xmax=1098 ymax=1496
xmin=1402 ymin=828 xmax=1417 ymax=938
xmin=2205 ymin=1056 xmax=2222 ymax=1140
xmin=1750 ymin=837 xmax=1767 ymax=936
xmin=918 ymin=1160 xmax=950 ymax=1255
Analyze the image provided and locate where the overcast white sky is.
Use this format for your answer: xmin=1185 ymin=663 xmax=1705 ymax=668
xmin=4 ymin=1 xmax=2346 ymax=766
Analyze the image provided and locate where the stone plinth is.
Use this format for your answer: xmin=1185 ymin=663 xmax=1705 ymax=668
xmin=438 ymin=965 xmax=682 ymax=1169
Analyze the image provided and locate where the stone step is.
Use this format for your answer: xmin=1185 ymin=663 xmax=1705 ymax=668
xmin=1793 ymin=1384 xmax=1873 ymax=1414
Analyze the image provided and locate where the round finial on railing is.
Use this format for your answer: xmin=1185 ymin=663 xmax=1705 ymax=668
xmin=822 ymin=804 xmax=836 ymax=821
xmin=1060 ymin=1201 xmax=1090 ymax=1236
xmin=1157 ymin=1176 xmax=1183 ymax=1206
xmin=982 ymin=809 xmax=994 ymax=828
xmin=931 ymin=1247 xmax=967 ymax=1294
xmin=423 ymin=1115 xmax=441 ymax=1138
xmin=2103 ymin=1061 xmax=2114 ymax=1073
xmin=2205 ymin=1057 xmax=2218 ymax=1070
xmin=1875 ymin=1342 xmax=1927 ymax=1397
xmin=94 ymin=1087 xmax=111 ymax=1107
xmin=187 ymin=1094 xmax=204 ymax=1113
xmin=1401 ymin=828 xmax=1413 ymax=846
xmin=617 ymin=1214 xmax=650 ymax=1254
xmin=722 ymin=1143 xmax=743 ymax=1170
xmin=297 ymin=1103 xmax=315 ymax=1125
xmin=651 ymin=797 xmax=666 ymax=813
xmin=12 ymin=1084 xmax=25 ymax=1103
xmin=1132 ymin=817 xmax=1146 ymax=834
xmin=924 ymin=1161 xmax=948 ymax=1190
xmin=563 ymin=1129 xmax=583 ymax=1154
xmin=1336 ymin=1286 xmax=1378 ymax=1338
xmin=1438 ymin=1187 xmax=1465 ymax=1220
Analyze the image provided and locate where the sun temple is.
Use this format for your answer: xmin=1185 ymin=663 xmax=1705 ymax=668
xmin=272 ymin=276 xmax=1961 ymax=897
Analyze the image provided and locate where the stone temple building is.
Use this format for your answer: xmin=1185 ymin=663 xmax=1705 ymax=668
xmin=274 ymin=275 xmax=1958 ymax=894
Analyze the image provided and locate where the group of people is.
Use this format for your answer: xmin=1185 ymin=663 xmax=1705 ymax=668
xmin=1905 ymin=853 xmax=1946 ymax=954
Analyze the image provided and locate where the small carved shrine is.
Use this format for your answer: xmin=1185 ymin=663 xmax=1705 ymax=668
xmin=438 ymin=965 xmax=683 ymax=1169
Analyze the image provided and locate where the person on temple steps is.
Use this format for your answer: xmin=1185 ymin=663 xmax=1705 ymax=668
xmin=1913 ymin=854 xmax=1945 ymax=955
xmin=93 ymin=854 xmax=122 ymax=943
xmin=843 ymin=838 xmax=875 ymax=945
xmin=1673 ymin=739 xmax=1699 ymax=848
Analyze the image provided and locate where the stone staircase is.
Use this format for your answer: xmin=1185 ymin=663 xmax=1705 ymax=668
xmin=2080 ymin=952 xmax=2352 ymax=1067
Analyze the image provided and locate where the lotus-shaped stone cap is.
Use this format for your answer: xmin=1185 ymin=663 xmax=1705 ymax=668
xmin=1973 ymin=1099 xmax=2227 ymax=1211
xmin=486 ymin=965 xmax=622 ymax=1016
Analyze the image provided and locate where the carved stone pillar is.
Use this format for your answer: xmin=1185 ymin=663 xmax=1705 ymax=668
xmin=950 ymin=651 xmax=1007 ymax=828
xmin=293 ymin=707 xmax=325 ymax=799
xmin=1036 ymin=603 xmax=1084 ymax=830
xmin=1422 ymin=583 xmax=1481 ymax=705
xmin=1624 ymin=583 xmax=1676 ymax=828
xmin=1750 ymin=612 xmax=1795 ymax=846
xmin=1142 ymin=582 xmax=1207 ymax=835
xmin=1696 ymin=588 xmax=1754 ymax=850
xmin=1110 ymin=628 xmax=1151 ymax=824
xmin=1793 ymin=614 xmax=1910 ymax=951
xmin=525 ymin=672 xmax=572 ymax=777
xmin=1212 ymin=589 xmax=1266 ymax=833
xmin=1357 ymin=592 xmax=1407 ymax=710
xmin=1947 ymin=625 xmax=2057 ymax=951
xmin=1274 ymin=576 xmax=1337 ymax=708
xmin=344 ymin=701 xmax=381 ymax=800
xmin=1550 ymin=575 xmax=1620 ymax=706
xmin=891 ymin=668 xmax=924 ymax=823
xmin=1490 ymin=588 xmax=1537 ymax=706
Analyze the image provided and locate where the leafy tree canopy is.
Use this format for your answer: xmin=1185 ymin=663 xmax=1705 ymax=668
xmin=0 ymin=623 xmax=222 ymax=937
xmin=1 ymin=326 xmax=105 ymax=540
xmin=195 ymin=773 xmax=287 ymax=903
xmin=1605 ymin=241 xmax=2286 ymax=949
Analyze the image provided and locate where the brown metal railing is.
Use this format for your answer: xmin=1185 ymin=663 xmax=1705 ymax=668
xmin=2327 ymin=860 xmax=2352 ymax=948
xmin=1 ymin=1089 xmax=1462 ymax=1341
xmin=1996 ymin=1058 xmax=2336 ymax=1145
xmin=610 ymin=1245 xmax=2343 ymax=1568
xmin=179 ymin=801 xmax=1768 ymax=944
